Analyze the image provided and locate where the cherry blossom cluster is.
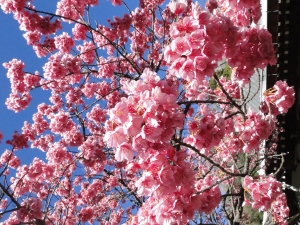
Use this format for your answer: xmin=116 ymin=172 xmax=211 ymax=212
xmin=243 ymin=175 xmax=282 ymax=211
xmin=263 ymin=80 xmax=295 ymax=114
xmin=54 ymin=32 xmax=75 ymax=54
xmin=243 ymin=175 xmax=289 ymax=223
xmin=206 ymin=0 xmax=262 ymax=27
xmin=104 ymin=69 xmax=225 ymax=223
xmin=189 ymin=108 xmax=275 ymax=161
xmin=6 ymin=131 xmax=29 ymax=149
xmin=214 ymin=77 xmax=241 ymax=99
xmin=0 ymin=150 xmax=20 ymax=169
xmin=165 ymin=1 xmax=276 ymax=88
xmin=132 ymin=150 xmax=197 ymax=224
xmin=56 ymin=0 xmax=98 ymax=22
xmin=3 ymin=59 xmax=40 ymax=112
xmin=228 ymin=27 xmax=277 ymax=86
xmin=271 ymin=193 xmax=290 ymax=225
xmin=235 ymin=109 xmax=274 ymax=153
xmin=168 ymin=0 xmax=188 ymax=15
xmin=15 ymin=11 xmax=61 ymax=57
xmin=104 ymin=68 xmax=185 ymax=161
xmin=185 ymin=113 xmax=225 ymax=154
xmin=1 ymin=0 xmax=98 ymax=59
xmin=132 ymin=150 xmax=221 ymax=224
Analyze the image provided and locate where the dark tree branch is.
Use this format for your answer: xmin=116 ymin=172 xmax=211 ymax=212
xmin=173 ymin=140 xmax=247 ymax=177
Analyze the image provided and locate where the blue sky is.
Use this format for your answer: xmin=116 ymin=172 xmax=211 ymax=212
xmin=0 ymin=10 xmax=44 ymax=144
xmin=0 ymin=1 xmax=138 ymax=158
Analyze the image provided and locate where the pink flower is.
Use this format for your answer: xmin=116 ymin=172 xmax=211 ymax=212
xmin=123 ymin=115 xmax=143 ymax=136
xmin=171 ymin=37 xmax=190 ymax=55
xmin=141 ymin=124 xmax=163 ymax=142
xmin=0 ymin=1 xmax=294 ymax=224
xmin=72 ymin=23 xmax=89 ymax=40
xmin=111 ymin=0 xmax=122 ymax=6
xmin=243 ymin=175 xmax=283 ymax=211
xmin=54 ymin=32 xmax=74 ymax=53
xmin=104 ymin=126 xmax=128 ymax=147
xmin=110 ymin=100 xmax=129 ymax=124
xmin=49 ymin=111 xmax=75 ymax=135
xmin=6 ymin=131 xmax=28 ymax=149
xmin=47 ymin=143 xmax=71 ymax=164
xmin=264 ymin=81 xmax=295 ymax=114
xmin=206 ymin=0 xmax=218 ymax=13
xmin=271 ymin=194 xmax=289 ymax=224
xmin=78 ymin=207 xmax=94 ymax=222
xmin=164 ymin=45 xmax=180 ymax=63
xmin=186 ymin=30 xmax=206 ymax=49
xmin=18 ymin=198 xmax=42 ymax=220
xmin=168 ymin=0 xmax=188 ymax=15
xmin=5 ymin=92 xmax=32 ymax=112
xmin=76 ymin=41 xmax=95 ymax=64
xmin=180 ymin=59 xmax=195 ymax=81
xmin=115 ymin=143 xmax=134 ymax=161
xmin=274 ymin=81 xmax=295 ymax=113
xmin=193 ymin=56 xmax=208 ymax=71
xmin=0 ymin=150 xmax=20 ymax=169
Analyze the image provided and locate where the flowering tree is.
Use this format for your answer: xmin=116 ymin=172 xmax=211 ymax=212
xmin=0 ymin=0 xmax=296 ymax=224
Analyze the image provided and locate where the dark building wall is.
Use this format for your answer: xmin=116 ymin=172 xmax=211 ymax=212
xmin=266 ymin=0 xmax=300 ymax=221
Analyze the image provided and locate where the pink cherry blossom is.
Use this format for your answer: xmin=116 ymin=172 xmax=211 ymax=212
xmin=243 ymin=175 xmax=282 ymax=211
xmin=6 ymin=131 xmax=28 ymax=149
xmin=171 ymin=36 xmax=190 ymax=55
xmin=104 ymin=126 xmax=128 ymax=148
xmin=115 ymin=142 xmax=134 ymax=161
xmin=271 ymin=193 xmax=289 ymax=224
xmin=54 ymin=32 xmax=74 ymax=54
xmin=0 ymin=150 xmax=20 ymax=169
xmin=264 ymin=80 xmax=295 ymax=114
xmin=168 ymin=0 xmax=188 ymax=15
xmin=111 ymin=0 xmax=122 ymax=6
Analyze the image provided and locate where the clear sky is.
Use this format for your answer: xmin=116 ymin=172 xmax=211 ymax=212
xmin=0 ymin=1 xmax=136 ymax=161
xmin=0 ymin=8 xmax=47 ymax=155
xmin=0 ymin=2 xmax=53 ymax=164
